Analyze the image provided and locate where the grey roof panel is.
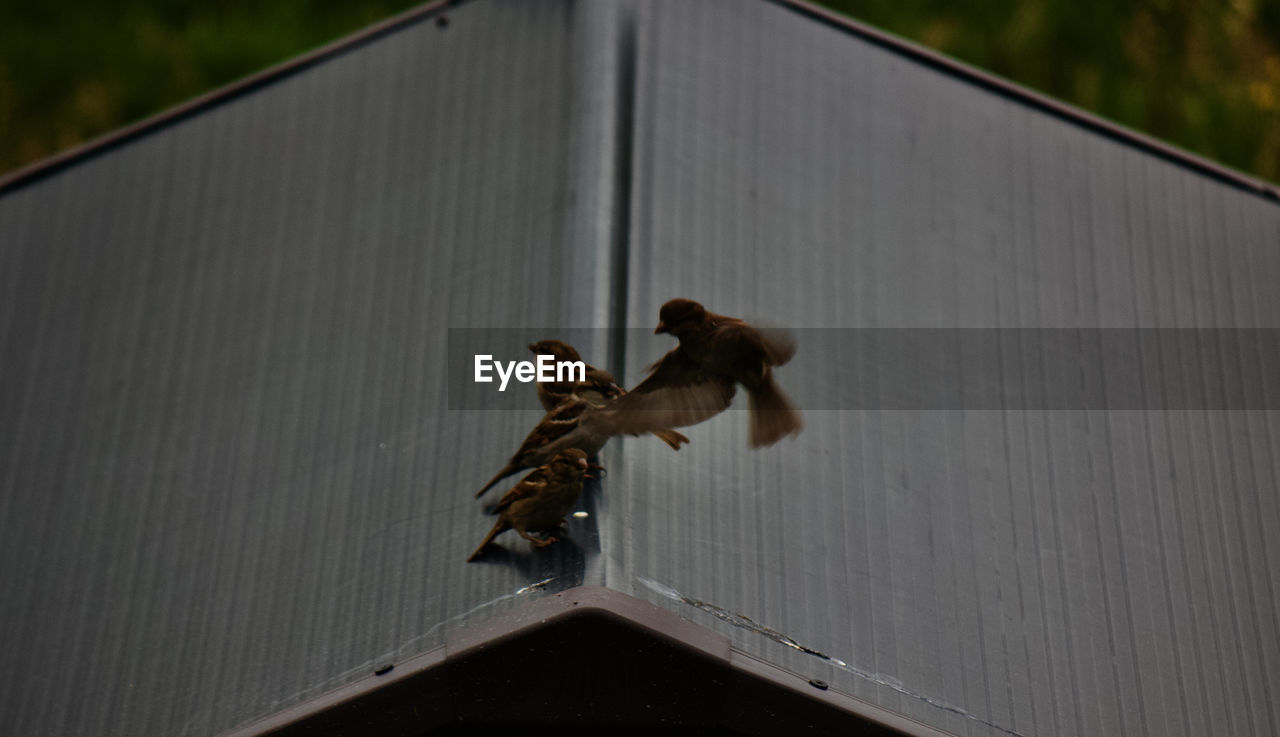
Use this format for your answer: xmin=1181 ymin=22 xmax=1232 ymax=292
xmin=0 ymin=2 xmax=609 ymax=735
xmin=2 ymin=1 xmax=1279 ymax=736
xmin=606 ymin=2 xmax=1280 ymax=737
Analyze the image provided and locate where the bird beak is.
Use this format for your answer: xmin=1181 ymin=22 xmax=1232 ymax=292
xmin=654 ymin=322 xmax=668 ymax=334
xmin=577 ymin=457 xmax=589 ymax=470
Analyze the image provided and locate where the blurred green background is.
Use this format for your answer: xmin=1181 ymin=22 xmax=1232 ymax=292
xmin=2 ymin=0 xmax=1278 ymax=183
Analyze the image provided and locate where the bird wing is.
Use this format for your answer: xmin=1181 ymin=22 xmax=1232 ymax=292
xmin=493 ymin=465 xmax=551 ymax=514
xmin=538 ymin=364 xmax=621 ymax=410
xmin=589 ymin=347 xmax=735 ymax=436
xmin=750 ymin=325 xmax=797 ymax=366
xmin=710 ymin=320 xmax=797 ymax=368
xmin=512 ymin=400 xmax=588 ymax=458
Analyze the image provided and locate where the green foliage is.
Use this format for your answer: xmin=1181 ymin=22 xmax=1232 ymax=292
xmin=1 ymin=0 xmax=1277 ymax=182
xmin=827 ymin=0 xmax=1280 ymax=181
xmin=0 ymin=1 xmax=420 ymax=175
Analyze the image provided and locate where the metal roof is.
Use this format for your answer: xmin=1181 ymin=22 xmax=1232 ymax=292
xmin=2 ymin=1 xmax=1278 ymax=735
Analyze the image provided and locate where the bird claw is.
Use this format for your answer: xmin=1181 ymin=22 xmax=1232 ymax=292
xmin=584 ymin=462 xmax=606 ymax=480
xmin=531 ymin=536 xmax=558 ymax=548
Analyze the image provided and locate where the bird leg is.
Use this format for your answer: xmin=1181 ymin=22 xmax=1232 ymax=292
xmin=652 ymin=429 xmax=690 ymax=450
xmin=518 ymin=529 xmax=559 ymax=547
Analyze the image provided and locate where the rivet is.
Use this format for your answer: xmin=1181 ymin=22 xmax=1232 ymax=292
xmin=808 ymin=678 xmax=828 ymax=690
xmin=375 ymin=664 xmax=394 ymax=676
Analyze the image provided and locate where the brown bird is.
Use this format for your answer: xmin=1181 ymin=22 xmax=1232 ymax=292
xmin=611 ymin=298 xmax=803 ymax=448
xmin=467 ymin=448 xmax=591 ymax=561
xmin=528 ymin=339 xmax=689 ymax=451
xmin=475 ymin=397 xmax=603 ymax=498
xmin=527 ymin=339 xmax=624 ymax=409
xmin=474 ymin=385 xmax=700 ymax=498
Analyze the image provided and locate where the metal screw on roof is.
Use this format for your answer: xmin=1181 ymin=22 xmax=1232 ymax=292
xmin=808 ymin=678 xmax=828 ymax=690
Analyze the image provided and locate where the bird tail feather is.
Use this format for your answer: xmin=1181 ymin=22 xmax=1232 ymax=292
xmin=475 ymin=463 xmax=520 ymax=498
xmin=747 ymin=377 xmax=803 ymax=448
xmin=467 ymin=520 xmax=508 ymax=561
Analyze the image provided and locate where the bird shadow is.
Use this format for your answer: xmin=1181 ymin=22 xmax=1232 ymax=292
xmin=466 ymin=464 xmax=605 ymax=587
xmin=467 ymin=534 xmax=586 ymax=583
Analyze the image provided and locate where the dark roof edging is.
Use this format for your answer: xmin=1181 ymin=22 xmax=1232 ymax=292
xmin=216 ymin=584 xmax=956 ymax=736
xmin=771 ymin=0 xmax=1280 ymax=203
xmin=0 ymin=0 xmax=464 ymax=196
xmin=3 ymin=0 xmax=1275 ymax=203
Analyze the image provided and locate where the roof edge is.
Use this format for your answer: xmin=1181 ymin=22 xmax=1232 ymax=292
xmin=0 ymin=0 xmax=462 ymax=196
xmin=5 ymin=0 xmax=1275 ymax=203
xmin=216 ymin=585 xmax=954 ymax=737
xmin=772 ymin=0 xmax=1280 ymax=203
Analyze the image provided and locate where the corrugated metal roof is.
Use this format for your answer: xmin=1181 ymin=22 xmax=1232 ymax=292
xmin=2 ymin=0 xmax=1278 ymax=735
xmin=0 ymin=2 xmax=613 ymax=734
xmin=609 ymin=3 xmax=1280 ymax=737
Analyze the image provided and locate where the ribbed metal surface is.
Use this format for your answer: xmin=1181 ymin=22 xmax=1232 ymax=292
xmin=0 ymin=2 xmax=616 ymax=735
xmin=606 ymin=2 xmax=1280 ymax=737
xmin=4 ymin=1 xmax=1280 ymax=736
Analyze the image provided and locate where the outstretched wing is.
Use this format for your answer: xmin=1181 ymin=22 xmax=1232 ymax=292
xmin=589 ymin=347 xmax=735 ymax=436
xmin=707 ymin=319 xmax=797 ymax=369
xmin=747 ymin=325 xmax=797 ymax=366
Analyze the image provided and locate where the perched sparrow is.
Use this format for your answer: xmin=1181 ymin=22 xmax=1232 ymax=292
xmin=474 ymin=388 xmax=698 ymax=498
xmin=611 ymin=299 xmax=803 ymax=448
xmin=528 ymin=339 xmax=689 ymax=451
xmin=467 ymin=448 xmax=590 ymax=561
xmin=528 ymin=339 xmax=623 ymax=410
xmin=475 ymin=397 xmax=604 ymax=498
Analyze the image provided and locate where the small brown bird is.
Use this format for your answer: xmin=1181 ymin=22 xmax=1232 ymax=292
xmin=528 ymin=339 xmax=624 ymax=409
xmin=467 ymin=448 xmax=591 ymax=561
xmin=475 ymin=397 xmax=604 ymax=498
xmin=612 ymin=299 xmax=803 ymax=448
xmin=474 ymin=388 xmax=700 ymax=498
xmin=528 ymin=339 xmax=689 ymax=451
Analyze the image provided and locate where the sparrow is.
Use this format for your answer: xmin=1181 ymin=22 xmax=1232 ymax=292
xmin=467 ymin=448 xmax=591 ymax=561
xmin=475 ymin=396 xmax=604 ymax=497
xmin=610 ymin=298 xmax=803 ymax=448
xmin=527 ymin=339 xmax=624 ymax=409
xmin=528 ymin=339 xmax=689 ymax=451
xmin=474 ymin=383 xmax=700 ymax=498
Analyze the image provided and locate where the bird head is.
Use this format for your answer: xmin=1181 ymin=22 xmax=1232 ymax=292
xmin=654 ymin=298 xmax=706 ymax=336
xmin=552 ymin=448 xmax=590 ymax=474
xmin=528 ymin=339 xmax=581 ymax=362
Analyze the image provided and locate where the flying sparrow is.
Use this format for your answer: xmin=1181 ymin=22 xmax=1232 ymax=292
xmin=611 ymin=299 xmax=803 ymax=448
xmin=467 ymin=448 xmax=591 ymax=561
xmin=528 ymin=339 xmax=689 ymax=451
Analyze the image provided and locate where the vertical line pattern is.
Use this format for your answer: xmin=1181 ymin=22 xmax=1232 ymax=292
xmin=2 ymin=2 xmax=1280 ymax=737
xmin=608 ymin=10 xmax=638 ymax=378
